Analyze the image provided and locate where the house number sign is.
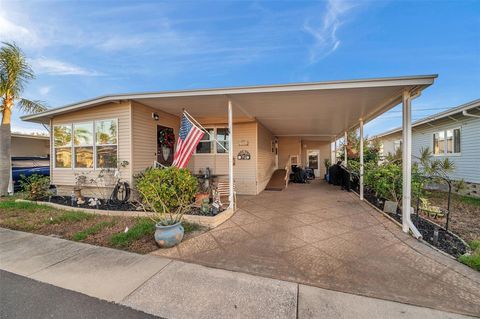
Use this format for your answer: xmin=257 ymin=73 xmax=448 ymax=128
xmin=237 ymin=150 xmax=251 ymax=160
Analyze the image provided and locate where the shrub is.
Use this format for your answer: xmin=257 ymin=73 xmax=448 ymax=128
xmin=458 ymin=241 xmax=480 ymax=271
xmin=364 ymin=162 xmax=403 ymax=203
xmin=19 ymin=174 xmax=50 ymax=201
xmin=135 ymin=167 xmax=197 ymax=225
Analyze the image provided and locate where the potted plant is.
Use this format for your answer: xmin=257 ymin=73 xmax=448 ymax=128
xmin=135 ymin=167 xmax=197 ymax=248
xmin=74 ymin=173 xmax=88 ymax=200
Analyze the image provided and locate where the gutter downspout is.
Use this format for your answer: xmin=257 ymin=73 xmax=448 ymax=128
xmin=402 ymin=89 xmax=422 ymax=239
xmin=462 ymin=110 xmax=480 ymax=118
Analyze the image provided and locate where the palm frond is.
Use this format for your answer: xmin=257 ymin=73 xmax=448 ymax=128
xmin=18 ymin=98 xmax=48 ymax=114
xmin=0 ymin=42 xmax=34 ymax=99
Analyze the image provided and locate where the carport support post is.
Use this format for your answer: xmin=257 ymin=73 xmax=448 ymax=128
xmin=344 ymin=131 xmax=348 ymax=166
xmin=228 ymin=100 xmax=234 ymax=209
xmin=334 ymin=139 xmax=337 ymax=162
xmin=401 ymin=90 xmax=413 ymax=234
xmin=359 ymin=120 xmax=364 ymax=200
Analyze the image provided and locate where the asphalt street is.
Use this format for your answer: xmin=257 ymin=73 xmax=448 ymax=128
xmin=0 ymin=270 xmax=163 ymax=319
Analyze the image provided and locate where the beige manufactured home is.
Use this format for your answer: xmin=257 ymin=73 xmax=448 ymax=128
xmin=22 ymin=75 xmax=437 ymax=204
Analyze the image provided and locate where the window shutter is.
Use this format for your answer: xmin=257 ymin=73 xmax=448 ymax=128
xmin=454 ymin=129 xmax=461 ymax=153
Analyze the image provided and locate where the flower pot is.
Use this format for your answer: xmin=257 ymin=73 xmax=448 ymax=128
xmin=195 ymin=192 xmax=209 ymax=205
xmin=154 ymin=222 xmax=184 ymax=248
xmin=73 ymin=187 xmax=83 ymax=200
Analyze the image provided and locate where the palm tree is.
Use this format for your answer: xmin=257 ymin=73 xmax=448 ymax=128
xmin=0 ymin=42 xmax=47 ymax=196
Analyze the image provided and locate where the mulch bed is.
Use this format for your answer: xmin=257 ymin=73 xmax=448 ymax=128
xmin=363 ymin=188 xmax=470 ymax=258
xmin=45 ymin=195 xmax=225 ymax=216
xmin=48 ymin=195 xmax=138 ymax=211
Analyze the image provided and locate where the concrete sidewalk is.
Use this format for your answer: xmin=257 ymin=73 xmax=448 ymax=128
xmin=0 ymin=228 xmax=475 ymax=319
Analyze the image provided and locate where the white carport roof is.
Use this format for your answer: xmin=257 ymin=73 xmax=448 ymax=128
xmin=22 ymin=75 xmax=437 ymax=141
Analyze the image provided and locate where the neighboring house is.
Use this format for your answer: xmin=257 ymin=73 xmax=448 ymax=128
xmin=374 ymin=99 xmax=480 ymax=197
xmin=11 ymin=133 xmax=50 ymax=157
xmin=21 ymin=75 xmax=436 ymax=197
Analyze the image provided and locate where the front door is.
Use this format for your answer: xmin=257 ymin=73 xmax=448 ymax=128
xmin=157 ymin=125 xmax=175 ymax=166
xmin=307 ymin=150 xmax=320 ymax=177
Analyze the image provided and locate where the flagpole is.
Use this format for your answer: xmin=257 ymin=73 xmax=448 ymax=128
xmin=183 ymin=109 xmax=228 ymax=152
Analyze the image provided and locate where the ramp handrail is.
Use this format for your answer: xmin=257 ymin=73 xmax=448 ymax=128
xmin=284 ymin=155 xmax=292 ymax=188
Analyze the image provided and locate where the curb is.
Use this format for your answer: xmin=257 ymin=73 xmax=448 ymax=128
xmin=14 ymin=199 xmax=235 ymax=228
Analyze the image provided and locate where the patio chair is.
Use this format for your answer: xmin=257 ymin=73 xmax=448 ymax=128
xmin=216 ymin=181 xmax=237 ymax=210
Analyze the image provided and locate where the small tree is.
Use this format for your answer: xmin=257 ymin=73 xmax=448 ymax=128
xmin=135 ymin=167 xmax=198 ymax=225
xmin=1 ymin=42 xmax=47 ymax=196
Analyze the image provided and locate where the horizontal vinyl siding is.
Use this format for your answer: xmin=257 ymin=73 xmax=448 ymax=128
xmin=131 ymin=101 xmax=180 ymax=175
xmin=51 ymin=101 xmax=132 ymax=187
xmin=11 ymin=137 xmax=49 ymax=157
xmin=278 ymin=137 xmax=301 ymax=168
xmin=189 ymin=122 xmax=257 ymax=195
xmin=256 ymin=123 xmax=275 ymax=193
xmin=412 ymin=117 xmax=480 ymax=183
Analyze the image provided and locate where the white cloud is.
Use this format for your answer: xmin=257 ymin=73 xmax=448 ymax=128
xmin=38 ymin=86 xmax=52 ymax=96
xmin=303 ymin=0 xmax=357 ymax=63
xmin=11 ymin=125 xmax=49 ymax=135
xmin=29 ymin=57 xmax=102 ymax=76
xmin=96 ymin=35 xmax=148 ymax=52
xmin=0 ymin=9 xmax=42 ymax=48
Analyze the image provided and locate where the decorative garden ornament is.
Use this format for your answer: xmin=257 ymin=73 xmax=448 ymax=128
xmin=161 ymin=145 xmax=171 ymax=161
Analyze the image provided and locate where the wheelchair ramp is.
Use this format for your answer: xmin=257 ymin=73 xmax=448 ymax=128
xmin=264 ymin=169 xmax=287 ymax=191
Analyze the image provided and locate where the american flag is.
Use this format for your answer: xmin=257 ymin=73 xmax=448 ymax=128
xmin=172 ymin=113 xmax=205 ymax=168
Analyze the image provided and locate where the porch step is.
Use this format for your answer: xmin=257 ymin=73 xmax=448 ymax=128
xmin=265 ymin=169 xmax=287 ymax=191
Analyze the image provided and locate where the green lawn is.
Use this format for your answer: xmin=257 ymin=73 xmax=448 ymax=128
xmin=0 ymin=198 xmax=204 ymax=254
xmin=459 ymin=241 xmax=480 ymax=271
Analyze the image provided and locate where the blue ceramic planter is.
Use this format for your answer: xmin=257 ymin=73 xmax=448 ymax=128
xmin=154 ymin=222 xmax=184 ymax=248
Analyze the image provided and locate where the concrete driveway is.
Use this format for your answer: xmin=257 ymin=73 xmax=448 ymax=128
xmin=153 ymin=180 xmax=480 ymax=316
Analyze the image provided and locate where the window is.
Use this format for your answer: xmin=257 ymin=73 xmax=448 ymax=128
xmin=96 ymin=119 xmax=118 ymax=168
xmin=74 ymin=123 xmax=94 ymax=168
xmin=434 ymin=128 xmax=460 ymax=155
xmin=196 ymin=128 xmax=214 ymax=153
xmin=195 ymin=127 xmax=229 ymax=154
xmin=53 ymin=119 xmax=118 ymax=169
xmin=446 ymin=128 xmax=461 ymax=154
xmin=54 ymin=125 xmax=72 ymax=168
xmin=216 ymin=128 xmax=229 ymax=153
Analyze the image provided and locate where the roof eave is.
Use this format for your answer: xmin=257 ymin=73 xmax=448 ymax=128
xmin=21 ymin=74 xmax=438 ymax=124
xmin=373 ymin=98 xmax=480 ymax=139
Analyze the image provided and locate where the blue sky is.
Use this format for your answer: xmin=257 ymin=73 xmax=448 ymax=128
xmin=1 ymin=0 xmax=479 ymax=136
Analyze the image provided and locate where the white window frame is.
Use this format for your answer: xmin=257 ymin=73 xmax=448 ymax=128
xmin=194 ymin=126 xmax=229 ymax=155
xmin=433 ymin=127 xmax=461 ymax=157
xmin=215 ymin=127 xmax=229 ymax=155
xmin=73 ymin=122 xmax=94 ymax=169
xmin=53 ymin=124 xmax=73 ymax=169
xmin=52 ymin=118 xmax=119 ymax=170
xmin=95 ymin=118 xmax=119 ymax=169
